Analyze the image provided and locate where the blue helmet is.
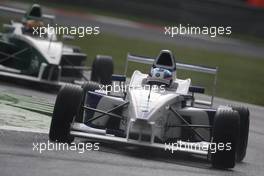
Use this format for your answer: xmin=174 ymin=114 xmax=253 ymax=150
xmin=150 ymin=68 xmax=173 ymax=81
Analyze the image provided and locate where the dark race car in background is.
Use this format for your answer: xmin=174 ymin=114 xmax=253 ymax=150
xmin=0 ymin=4 xmax=113 ymax=89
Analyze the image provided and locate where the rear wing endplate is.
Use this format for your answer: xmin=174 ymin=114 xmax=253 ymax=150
xmin=125 ymin=54 xmax=218 ymax=107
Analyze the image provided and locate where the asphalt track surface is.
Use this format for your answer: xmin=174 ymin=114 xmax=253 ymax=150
xmin=0 ymin=81 xmax=264 ymax=176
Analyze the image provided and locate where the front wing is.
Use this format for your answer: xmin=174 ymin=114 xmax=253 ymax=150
xmin=70 ymin=122 xmax=209 ymax=156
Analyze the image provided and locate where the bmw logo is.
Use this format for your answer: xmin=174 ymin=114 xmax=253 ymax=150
xmin=155 ymin=73 xmax=160 ymax=77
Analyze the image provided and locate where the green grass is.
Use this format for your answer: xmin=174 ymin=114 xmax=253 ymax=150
xmin=65 ymin=33 xmax=264 ymax=106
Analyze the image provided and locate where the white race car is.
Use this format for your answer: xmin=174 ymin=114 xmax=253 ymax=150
xmin=0 ymin=4 xmax=113 ymax=89
xmin=49 ymin=50 xmax=250 ymax=169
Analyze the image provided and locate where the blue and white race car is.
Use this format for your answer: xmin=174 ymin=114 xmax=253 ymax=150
xmin=49 ymin=50 xmax=250 ymax=169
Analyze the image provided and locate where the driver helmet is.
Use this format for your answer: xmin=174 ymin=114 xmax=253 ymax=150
xmin=25 ymin=20 xmax=44 ymax=29
xmin=150 ymin=67 xmax=173 ymax=81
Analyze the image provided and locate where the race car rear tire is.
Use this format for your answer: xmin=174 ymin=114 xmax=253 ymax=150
xmin=211 ymin=108 xmax=240 ymax=169
xmin=49 ymin=84 xmax=82 ymax=143
xmin=91 ymin=55 xmax=113 ymax=85
xmin=231 ymin=106 xmax=250 ymax=162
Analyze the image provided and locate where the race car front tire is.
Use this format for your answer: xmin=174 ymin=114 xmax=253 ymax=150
xmin=49 ymin=84 xmax=82 ymax=143
xmin=211 ymin=108 xmax=240 ymax=169
xmin=74 ymin=81 xmax=101 ymax=123
xmin=82 ymin=81 xmax=101 ymax=92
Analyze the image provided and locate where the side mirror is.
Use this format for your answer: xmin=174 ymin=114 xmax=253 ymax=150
xmin=62 ymin=35 xmax=75 ymax=41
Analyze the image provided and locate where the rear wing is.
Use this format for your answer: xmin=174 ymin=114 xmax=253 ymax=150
xmin=0 ymin=5 xmax=55 ymax=21
xmin=125 ymin=54 xmax=218 ymax=107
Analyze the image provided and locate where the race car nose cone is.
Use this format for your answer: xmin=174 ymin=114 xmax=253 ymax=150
xmin=128 ymin=119 xmax=153 ymax=142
